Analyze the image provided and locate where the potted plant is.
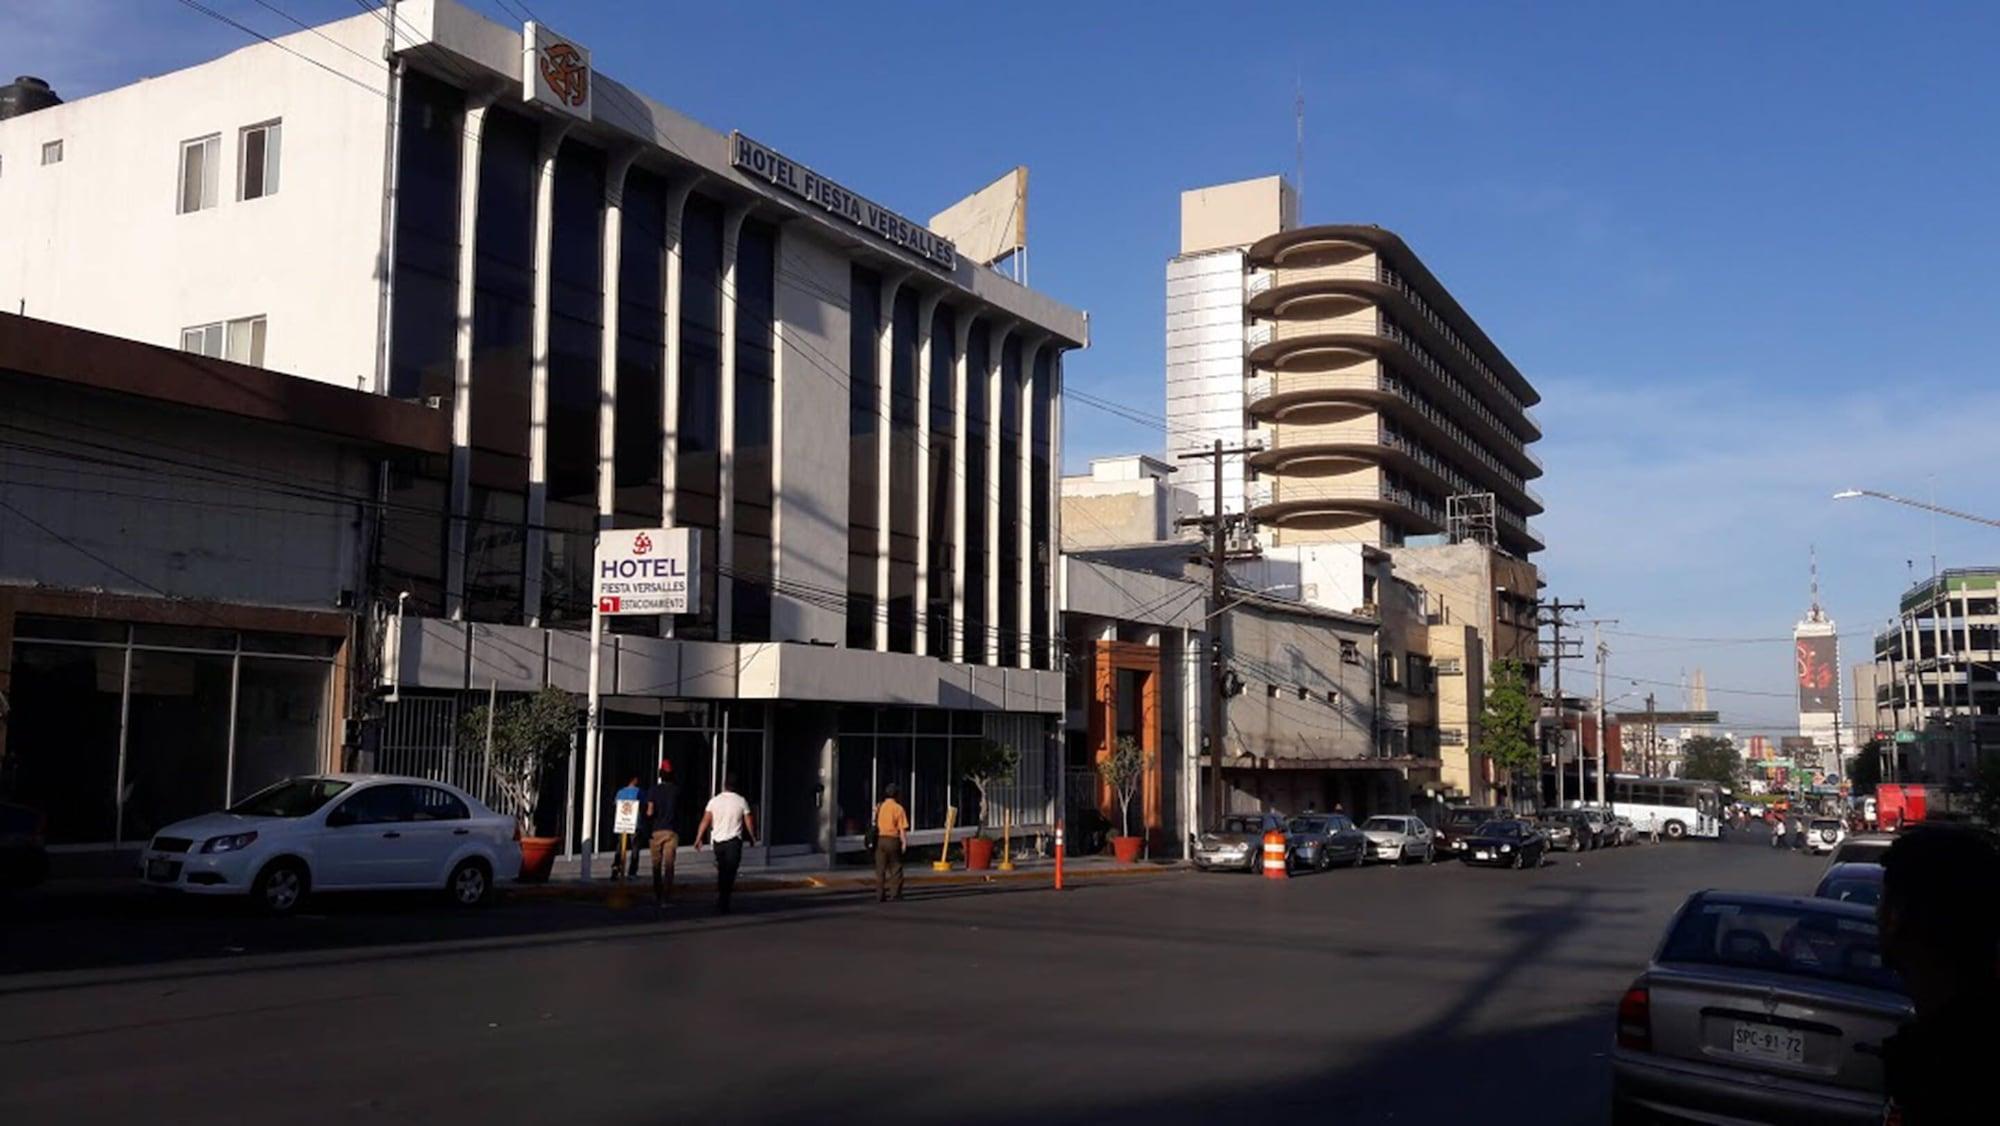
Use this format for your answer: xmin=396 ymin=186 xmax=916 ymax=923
xmin=1099 ymin=736 xmax=1152 ymax=863
xmin=955 ymin=738 xmax=1019 ymax=870
xmin=462 ymin=685 xmax=577 ymax=883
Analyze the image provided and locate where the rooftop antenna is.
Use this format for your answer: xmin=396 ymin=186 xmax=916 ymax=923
xmin=1293 ymin=71 xmax=1305 ymax=211
xmin=1807 ymin=543 xmax=1824 ymax=622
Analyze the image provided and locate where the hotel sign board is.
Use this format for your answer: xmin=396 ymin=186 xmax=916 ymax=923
xmin=731 ymin=132 xmax=957 ymax=270
xmin=593 ymin=528 xmax=697 ymax=616
xmin=523 ymin=21 xmax=592 ymax=122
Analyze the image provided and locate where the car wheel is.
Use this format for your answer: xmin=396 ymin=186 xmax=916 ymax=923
xmin=448 ymin=858 xmax=492 ymax=907
xmin=1512 ymin=850 xmax=1525 ymax=870
xmin=1316 ymin=849 xmax=1331 ymax=872
xmin=1350 ymin=848 xmax=1365 ymax=869
xmin=252 ymin=858 xmax=309 ymax=917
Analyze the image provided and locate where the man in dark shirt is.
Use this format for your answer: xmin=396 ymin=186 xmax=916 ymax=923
xmin=1878 ymin=825 xmax=2000 ymax=1124
xmin=643 ymin=763 xmax=680 ymax=907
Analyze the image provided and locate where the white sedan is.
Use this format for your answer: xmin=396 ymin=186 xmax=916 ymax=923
xmin=1361 ymin=815 xmax=1436 ymax=864
xmin=138 ymin=774 xmax=522 ymax=915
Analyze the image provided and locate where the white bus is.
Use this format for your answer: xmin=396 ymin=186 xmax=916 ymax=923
xmin=1607 ymin=775 xmax=1722 ymax=840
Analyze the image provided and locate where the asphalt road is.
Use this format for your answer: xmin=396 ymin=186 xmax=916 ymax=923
xmin=0 ymin=832 xmax=1828 ymax=1125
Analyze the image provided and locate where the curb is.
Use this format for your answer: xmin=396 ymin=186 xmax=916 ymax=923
xmin=510 ymin=863 xmax=1186 ymax=902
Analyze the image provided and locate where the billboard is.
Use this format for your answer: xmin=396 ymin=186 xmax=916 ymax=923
xmin=1795 ymin=634 xmax=1839 ymax=713
xmin=593 ymin=528 xmax=697 ymax=616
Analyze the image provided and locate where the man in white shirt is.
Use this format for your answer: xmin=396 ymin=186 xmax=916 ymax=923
xmin=693 ymin=773 xmax=756 ymax=914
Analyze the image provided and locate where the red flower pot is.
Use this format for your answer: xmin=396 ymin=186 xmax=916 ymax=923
xmin=1110 ymin=835 xmax=1144 ymax=864
xmin=517 ymin=836 xmax=560 ymax=883
xmin=964 ymin=836 xmax=995 ymax=870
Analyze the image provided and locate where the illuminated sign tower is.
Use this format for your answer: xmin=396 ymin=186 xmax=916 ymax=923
xmin=1795 ymin=547 xmax=1841 ymax=755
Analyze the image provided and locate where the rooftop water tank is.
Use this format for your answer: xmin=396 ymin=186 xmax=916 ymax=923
xmin=0 ymin=76 xmax=62 ymax=121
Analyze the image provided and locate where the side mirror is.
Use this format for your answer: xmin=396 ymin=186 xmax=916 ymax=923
xmin=325 ymin=809 xmax=356 ymax=829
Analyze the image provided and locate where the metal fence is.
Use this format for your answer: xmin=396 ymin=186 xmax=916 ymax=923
xmin=375 ymin=694 xmax=500 ymax=807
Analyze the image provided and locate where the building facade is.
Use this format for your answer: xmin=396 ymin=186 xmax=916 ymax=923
xmin=0 ymin=0 xmax=1086 ymax=864
xmin=1867 ymin=568 xmax=2000 ymax=786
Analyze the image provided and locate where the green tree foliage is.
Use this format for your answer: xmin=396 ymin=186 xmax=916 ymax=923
xmin=1848 ymin=740 xmax=1883 ymax=796
xmin=1478 ymin=659 xmax=1539 ymax=784
xmin=955 ymin=738 xmax=1019 ymax=835
xmin=1680 ymin=734 xmax=1742 ymax=788
xmin=460 ymin=685 xmax=577 ymax=835
xmin=1097 ymin=736 xmax=1152 ymax=839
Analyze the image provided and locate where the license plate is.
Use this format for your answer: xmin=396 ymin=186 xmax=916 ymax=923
xmin=1730 ymin=1021 xmax=1805 ymax=1065
xmin=146 ymin=857 xmax=179 ymax=882
xmin=1474 ymin=850 xmax=1491 ymax=860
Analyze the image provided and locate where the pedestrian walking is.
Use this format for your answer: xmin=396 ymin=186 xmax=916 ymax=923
xmin=643 ymin=762 xmax=680 ymax=906
xmin=1878 ymin=826 xmax=2000 ymax=1124
xmin=1647 ymin=813 xmax=1660 ymax=844
xmin=693 ymin=773 xmax=756 ymax=914
xmin=1789 ymin=814 xmax=1805 ymax=852
xmin=874 ymin=783 xmax=910 ymax=902
xmin=1769 ymin=815 xmax=1785 ymax=850
xmin=614 ymin=774 xmax=643 ymax=880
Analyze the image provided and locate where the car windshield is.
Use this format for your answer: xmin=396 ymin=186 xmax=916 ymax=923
xmin=1474 ymin=821 xmax=1518 ymax=837
xmin=1444 ymin=812 xmax=1490 ymax=829
xmin=1831 ymin=840 xmax=1890 ymax=865
xmin=1363 ymin=818 xmax=1403 ymax=832
xmin=228 ymin=777 xmax=352 ymax=817
xmin=1220 ymin=816 xmax=1267 ymax=835
xmin=1811 ymin=819 xmax=1842 ymax=831
xmin=1290 ymin=818 xmax=1328 ymax=834
xmin=1659 ymin=900 xmax=1900 ymax=992
xmin=1816 ymin=878 xmax=1883 ymax=907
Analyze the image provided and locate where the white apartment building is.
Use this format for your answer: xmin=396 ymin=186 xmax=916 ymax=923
xmin=0 ymin=0 xmax=1086 ymax=865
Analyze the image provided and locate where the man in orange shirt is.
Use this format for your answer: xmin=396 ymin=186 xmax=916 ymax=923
xmin=875 ymin=783 xmax=910 ymax=902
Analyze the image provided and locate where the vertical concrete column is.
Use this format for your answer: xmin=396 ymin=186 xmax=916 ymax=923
xmin=768 ymin=223 xmax=789 ymax=611
xmin=912 ymin=291 xmax=942 ymax=657
xmin=523 ymin=120 xmax=571 ymax=627
xmin=716 ymin=205 xmax=751 ymax=641
xmin=874 ymin=274 xmax=906 ymax=652
xmin=1018 ymin=336 xmax=1045 ymax=670
xmin=986 ymin=323 xmax=1015 ymax=665
xmin=596 ymin=151 xmax=637 ymax=532
xmin=1050 ymin=349 xmax=1066 ymax=672
xmin=659 ymin=179 xmax=699 ymax=526
xmin=444 ymin=96 xmax=493 ymax=621
xmin=949 ymin=315 xmax=975 ymax=664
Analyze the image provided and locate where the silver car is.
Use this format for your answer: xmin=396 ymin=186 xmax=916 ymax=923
xmin=1192 ymin=812 xmax=1285 ymax=873
xmin=1611 ymin=891 xmax=1910 ymax=1125
xmin=1359 ymin=815 xmax=1434 ymax=864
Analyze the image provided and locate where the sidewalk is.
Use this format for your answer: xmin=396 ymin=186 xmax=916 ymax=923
xmin=518 ymin=851 xmax=1185 ymax=901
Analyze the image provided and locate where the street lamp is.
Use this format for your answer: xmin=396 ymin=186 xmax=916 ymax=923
xmin=1833 ymin=488 xmax=2000 ymax=530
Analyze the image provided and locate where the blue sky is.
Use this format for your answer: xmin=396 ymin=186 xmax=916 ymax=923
xmin=13 ymin=1 xmax=2000 ymax=730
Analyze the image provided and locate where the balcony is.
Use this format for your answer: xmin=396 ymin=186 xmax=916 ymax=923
xmin=1248 ymin=479 xmax=1444 ymax=535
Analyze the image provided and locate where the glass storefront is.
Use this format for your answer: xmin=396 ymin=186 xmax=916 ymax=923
xmin=2 ymin=617 xmax=338 ymax=847
xmin=833 ymin=708 xmax=1051 ymax=846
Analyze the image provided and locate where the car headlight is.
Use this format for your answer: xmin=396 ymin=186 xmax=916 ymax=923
xmin=1499 ymin=844 xmax=1512 ymax=853
xmin=202 ymin=831 xmax=259 ymax=854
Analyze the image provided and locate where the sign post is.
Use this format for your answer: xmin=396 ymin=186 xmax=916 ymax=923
xmin=579 ymin=528 xmax=696 ymax=878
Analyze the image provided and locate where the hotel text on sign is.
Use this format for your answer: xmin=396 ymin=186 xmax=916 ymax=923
xmin=593 ymin=528 xmax=698 ymax=617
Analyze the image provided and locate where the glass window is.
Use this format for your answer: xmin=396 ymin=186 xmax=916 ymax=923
xmin=926 ymin=304 xmax=956 ymax=657
xmin=230 ymin=777 xmax=350 ymax=817
xmin=613 ymin=168 xmax=668 ymax=535
xmin=886 ymin=288 xmax=920 ymax=653
xmin=334 ymin=784 xmax=414 ymax=826
xmin=409 ymin=785 xmax=470 ymax=821
xmin=995 ymin=335 xmax=1021 ymax=665
xmin=388 ymin=72 xmax=461 ymax=403
xmin=912 ymin=735 xmax=948 ymax=829
xmin=847 ymin=265 xmax=882 ymax=649
xmin=239 ymin=120 xmax=280 ymax=200
xmin=232 ymin=657 xmax=328 ymax=800
xmin=13 ymin=616 xmax=126 ymax=643
xmin=121 ymin=650 xmax=234 ymax=842
xmin=961 ymin=323 xmax=988 ymax=661
xmin=41 ymin=139 xmax=62 ymax=165
xmin=469 ymin=107 xmax=538 ymax=534
xmin=676 ymin=194 xmax=724 ymax=640
xmin=836 ymin=733 xmax=873 ymax=836
xmin=1029 ymin=349 xmax=1053 ymax=669
xmin=178 ymin=134 xmax=217 ymax=213
xmin=1660 ymin=900 xmax=1896 ymax=991
xmin=732 ymin=220 xmax=777 ymax=641
xmin=182 ymin=323 xmax=224 ymax=359
xmin=1 ymin=643 xmax=124 ymax=843
xmin=225 ymin=316 xmax=266 ymax=366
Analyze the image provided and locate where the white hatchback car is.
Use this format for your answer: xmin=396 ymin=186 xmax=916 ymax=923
xmin=139 ymin=774 xmax=522 ymax=915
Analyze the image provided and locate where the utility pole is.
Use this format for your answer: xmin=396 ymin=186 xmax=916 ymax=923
xmin=1538 ymin=598 xmax=1586 ymax=809
xmin=1177 ymin=439 xmax=1262 ymax=832
xmin=1645 ymin=692 xmax=1658 ymax=777
xmin=1580 ymin=618 xmax=1618 ymax=808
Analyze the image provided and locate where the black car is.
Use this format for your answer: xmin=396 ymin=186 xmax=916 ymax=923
xmin=1458 ymin=819 xmax=1547 ymax=869
xmin=0 ymin=800 xmax=49 ymax=889
xmin=1435 ymin=806 xmax=1502 ymax=859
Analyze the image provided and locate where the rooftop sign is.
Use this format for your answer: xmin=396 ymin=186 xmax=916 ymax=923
xmin=730 ymin=132 xmax=957 ymax=270
xmin=523 ymin=21 xmax=591 ymax=122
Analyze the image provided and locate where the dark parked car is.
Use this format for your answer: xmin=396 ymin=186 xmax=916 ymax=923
xmin=0 ymin=800 xmax=49 ymax=889
xmin=1436 ymin=806 xmax=1503 ymax=859
xmin=1535 ymin=809 xmax=1596 ymax=852
xmin=1458 ymin=819 xmax=1547 ymax=869
xmin=1612 ymin=892 xmax=1909 ymax=1125
xmin=1813 ymin=862 xmax=1885 ymax=907
xmin=1193 ymin=812 xmax=1287 ymax=873
xmin=1286 ymin=813 xmax=1367 ymax=871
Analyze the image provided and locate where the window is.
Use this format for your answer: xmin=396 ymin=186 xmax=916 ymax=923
xmin=40 ymin=139 xmax=62 ymax=165
xmin=408 ymin=786 xmax=469 ymax=821
xmin=1340 ymin=639 xmax=1361 ymax=666
xmin=178 ymin=134 xmax=219 ymax=213
xmin=180 ymin=315 xmax=267 ymax=365
xmin=239 ymin=119 xmax=280 ymax=200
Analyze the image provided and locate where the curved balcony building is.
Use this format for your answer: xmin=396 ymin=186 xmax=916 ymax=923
xmin=1167 ymin=178 xmax=1543 ymax=559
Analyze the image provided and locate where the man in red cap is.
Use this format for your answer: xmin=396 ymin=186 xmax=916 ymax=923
xmin=643 ymin=761 xmax=680 ymax=906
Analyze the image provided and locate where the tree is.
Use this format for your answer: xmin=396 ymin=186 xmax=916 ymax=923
xmin=1477 ymin=659 xmax=1538 ymax=803
xmin=955 ymin=738 xmax=1019 ymax=836
xmin=460 ymin=685 xmax=577 ymax=836
xmin=1098 ymin=736 xmax=1152 ymax=840
xmin=1680 ymin=734 xmax=1741 ymax=788
xmin=1848 ymin=740 xmax=1883 ymax=797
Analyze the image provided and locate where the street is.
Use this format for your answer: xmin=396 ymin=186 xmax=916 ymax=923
xmin=0 ymin=835 xmax=1823 ymax=1125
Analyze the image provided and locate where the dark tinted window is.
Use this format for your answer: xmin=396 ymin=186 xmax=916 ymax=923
xmin=1288 ymin=818 xmax=1328 ymax=834
xmin=1661 ymin=900 xmax=1899 ymax=991
xmin=409 ymin=786 xmax=470 ymax=821
xmin=334 ymin=785 xmax=412 ymax=826
xmin=847 ymin=265 xmax=881 ymax=649
xmin=230 ymin=778 xmax=351 ymax=818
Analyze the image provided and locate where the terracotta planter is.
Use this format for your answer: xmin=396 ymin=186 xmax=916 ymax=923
xmin=964 ymin=835 xmax=995 ymax=870
xmin=1110 ymin=835 xmax=1144 ymax=864
xmin=517 ymin=836 xmax=560 ymax=883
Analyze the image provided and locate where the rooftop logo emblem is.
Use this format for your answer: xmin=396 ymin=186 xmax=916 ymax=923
xmin=522 ymin=21 xmax=592 ymax=122
xmin=538 ymin=42 xmax=588 ymax=109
